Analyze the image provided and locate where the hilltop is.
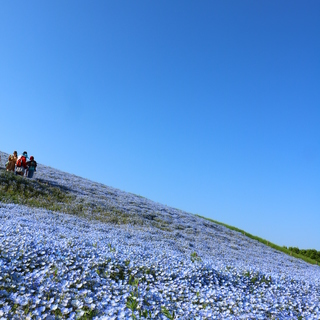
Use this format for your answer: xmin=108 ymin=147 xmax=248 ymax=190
xmin=0 ymin=150 xmax=319 ymax=319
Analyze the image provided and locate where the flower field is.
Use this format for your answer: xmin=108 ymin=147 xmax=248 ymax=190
xmin=0 ymin=151 xmax=319 ymax=319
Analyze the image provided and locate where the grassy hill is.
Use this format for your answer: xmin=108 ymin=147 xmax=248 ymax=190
xmin=1 ymin=166 xmax=318 ymax=267
xmin=0 ymin=150 xmax=319 ymax=319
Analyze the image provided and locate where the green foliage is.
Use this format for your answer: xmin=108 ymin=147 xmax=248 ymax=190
xmin=139 ymin=309 xmax=151 ymax=318
xmin=126 ymin=278 xmax=142 ymax=319
xmin=125 ymin=260 xmax=130 ymax=266
xmin=242 ymin=271 xmax=273 ymax=293
xmin=126 ymin=289 xmax=139 ymax=319
xmin=0 ymin=171 xmax=176 ymax=233
xmin=54 ymin=308 xmax=62 ymax=317
xmin=125 ymin=276 xmax=153 ymax=319
xmin=161 ymin=306 xmax=175 ymax=320
xmin=0 ymin=172 xmax=145 ymax=227
xmin=0 ymin=171 xmax=74 ymax=212
xmin=108 ymin=243 xmax=116 ymax=252
xmin=288 ymin=247 xmax=320 ymax=263
xmin=23 ymin=302 xmax=31 ymax=315
xmin=190 ymin=252 xmax=202 ymax=263
xmin=251 ymin=275 xmax=258 ymax=284
xmin=77 ymin=306 xmax=98 ymax=319
xmin=129 ymin=275 xmax=139 ymax=286
xmin=109 ymin=264 xmax=126 ymax=281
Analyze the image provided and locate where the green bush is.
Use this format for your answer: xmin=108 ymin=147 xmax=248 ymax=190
xmin=292 ymin=248 xmax=320 ymax=263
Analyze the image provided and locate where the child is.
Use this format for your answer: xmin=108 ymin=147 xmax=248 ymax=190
xmin=26 ymin=156 xmax=37 ymax=178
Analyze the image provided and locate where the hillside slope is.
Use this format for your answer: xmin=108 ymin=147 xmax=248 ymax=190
xmin=0 ymin=150 xmax=319 ymax=319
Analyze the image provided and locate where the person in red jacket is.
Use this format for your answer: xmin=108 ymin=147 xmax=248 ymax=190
xmin=15 ymin=151 xmax=28 ymax=176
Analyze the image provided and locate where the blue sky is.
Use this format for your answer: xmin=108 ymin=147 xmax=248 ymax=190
xmin=1 ymin=1 xmax=319 ymax=250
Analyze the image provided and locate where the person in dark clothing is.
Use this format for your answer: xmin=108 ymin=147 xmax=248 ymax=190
xmin=26 ymin=156 xmax=37 ymax=178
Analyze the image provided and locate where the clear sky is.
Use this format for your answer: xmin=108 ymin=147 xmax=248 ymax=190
xmin=1 ymin=1 xmax=319 ymax=250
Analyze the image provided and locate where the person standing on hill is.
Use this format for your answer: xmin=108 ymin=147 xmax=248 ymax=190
xmin=6 ymin=151 xmax=18 ymax=172
xmin=26 ymin=156 xmax=37 ymax=178
xmin=15 ymin=151 xmax=28 ymax=176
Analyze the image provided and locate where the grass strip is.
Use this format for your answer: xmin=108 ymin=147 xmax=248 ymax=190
xmin=0 ymin=171 xmax=74 ymax=211
xmin=196 ymin=214 xmax=319 ymax=266
xmin=0 ymin=171 xmax=163 ymax=229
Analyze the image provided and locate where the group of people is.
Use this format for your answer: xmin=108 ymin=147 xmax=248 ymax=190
xmin=6 ymin=151 xmax=37 ymax=178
